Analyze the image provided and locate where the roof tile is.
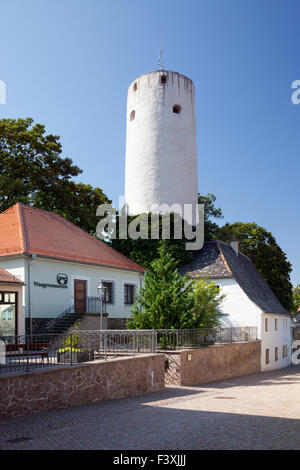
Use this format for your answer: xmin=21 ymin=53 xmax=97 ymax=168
xmin=181 ymin=241 xmax=290 ymax=316
xmin=0 ymin=204 xmax=144 ymax=273
xmin=0 ymin=267 xmax=23 ymax=285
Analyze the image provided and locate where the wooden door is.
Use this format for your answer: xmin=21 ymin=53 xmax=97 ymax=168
xmin=74 ymin=280 xmax=87 ymax=314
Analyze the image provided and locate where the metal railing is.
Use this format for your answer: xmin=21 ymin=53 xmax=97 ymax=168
xmin=44 ymin=297 xmax=103 ymax=330
xmin=0 ymin=327 xmax=258 ymax=375
xmin=157 ymin=327 xmax=258 ymax=350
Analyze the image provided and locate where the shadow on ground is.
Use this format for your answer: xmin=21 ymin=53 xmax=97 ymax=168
xmin=0 ymin=365 xmax=299 ymax=450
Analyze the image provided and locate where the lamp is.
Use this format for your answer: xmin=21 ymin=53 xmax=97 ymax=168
xmin=97 ymin=282 xmax=106 ymax=330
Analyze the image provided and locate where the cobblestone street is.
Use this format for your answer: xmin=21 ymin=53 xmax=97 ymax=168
xmin=0 ymin=365 xmax=299 ymax=450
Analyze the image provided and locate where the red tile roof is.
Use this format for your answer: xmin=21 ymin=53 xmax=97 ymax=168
xmin=0 ymin=267 xmax=23 ymax=285
xmin=0 ymin=204 xmax=145 ymax=273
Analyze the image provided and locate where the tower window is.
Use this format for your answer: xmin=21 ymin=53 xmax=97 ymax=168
xmin=133 ymin=82 xmax=138 ymax=92
xmin=173 ymin=104 xmax=181 ymax=114
xmin=160 ymin=75 xmax=167 ymax=84
xmin=130 ymin=110 xmax=135 ymax=121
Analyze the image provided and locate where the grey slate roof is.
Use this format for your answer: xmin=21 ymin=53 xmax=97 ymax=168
xmin=181 ymin=241 xmax=290 ymax=316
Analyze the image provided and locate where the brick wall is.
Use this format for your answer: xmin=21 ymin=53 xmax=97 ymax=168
xmin=165 ymin=341 xmax=261 ymax=386
xmin=0 ymin=354 xmax=165 ymax=418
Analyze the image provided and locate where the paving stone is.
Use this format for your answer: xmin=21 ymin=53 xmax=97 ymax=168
xmin=0 ymin=365 xmax=299 ymax=450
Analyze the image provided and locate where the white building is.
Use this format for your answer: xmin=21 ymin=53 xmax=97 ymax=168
xmin=125 ymin=70 xmax=198 ymax=225
xmin=0 ymin=204 xmax=144 ymax=335
xmin=181 ymin=241 xmax=292 ymax=371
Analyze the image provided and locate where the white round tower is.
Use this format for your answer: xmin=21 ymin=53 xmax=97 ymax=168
xmin=125 ymin=70 xmax=198 ymax=225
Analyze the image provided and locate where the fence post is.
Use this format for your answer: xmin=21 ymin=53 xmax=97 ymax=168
xmin=26 ymin=335 xmax=29 ymax=373
xmin=70 ymin=333 xmax=73 ymax=366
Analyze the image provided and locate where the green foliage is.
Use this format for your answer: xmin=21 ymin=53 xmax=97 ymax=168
xmin=127 ymin=242 xmax=195 ymax=329
xmin=0 ymin=118 xmax=111 ymax=234
xmin=127 ymin=243 xmax=226 ymax=330
xmin=198 ymin=192 xmax=223 ymax=240
xmin=192 ymin=277 xmax=225 ymax=328
xmin=292 ymin=284 xmax=300 ymax=314
xmin=110 ymin=194 xmax=222 ymax=269
xmin=110 ymin=212 xmax=193 ymax=269
xmin=216 ymin=222 xmax=293 ymax=311
xmin=59 ymin=322 xmax=89 ymax=352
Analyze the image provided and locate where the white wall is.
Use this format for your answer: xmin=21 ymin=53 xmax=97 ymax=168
xmin=30 ymin=258 xmax=143 ymax=319
xmin=216 ymin=278 xmax=292 ymax=371
xmin=261 ymin=314 xmax=292 ymax=371
xmin=125 ymin=70 xmax=198 ymax=225
xmin=217 ymin=278 xmax=262 ymax=338
xmin=0 ymin=256 xmax=143 ymax=321
xmin=0 ymin=257 xmax=27 ymax=333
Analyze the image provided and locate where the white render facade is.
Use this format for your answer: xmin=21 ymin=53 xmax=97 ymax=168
xmin=217 ymin=278 xmax=292 ymax=371
xmin=181 ymin=241 xmax=292 ymax=372
xmin=0 ymin=255 xmax=143 ymax=334
xmin=125 ymin=70 xmax=198 ymax=225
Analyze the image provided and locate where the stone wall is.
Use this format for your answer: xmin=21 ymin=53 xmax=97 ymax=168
xmin=0 ymin=354 xmax=165 ymax=418
xmin=78 ymin=314 xmax=108 ymax=331
xmin=165 ymin=341 xmax=261 ymax=386
xmin=107 ymin=318 xmax=127 ymax=330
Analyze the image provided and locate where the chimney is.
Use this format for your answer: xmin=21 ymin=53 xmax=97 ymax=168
xmin=230 ymin=240 xmax=239 ymax=256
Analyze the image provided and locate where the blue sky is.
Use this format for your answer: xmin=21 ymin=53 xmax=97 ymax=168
xmin=1 ymin=0 xmax=300 ymax=285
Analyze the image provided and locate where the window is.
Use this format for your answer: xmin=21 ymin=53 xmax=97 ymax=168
xmin=275 ymin=347 xmax=278 ymax=362
xmin=102 ymin=281 xmax=115 ymax=304
xmin=160 ymin=75 xmax=167 ymax=84
xmin=133 ymin=82 xmax=138 ymax=92
xmin=124 ymin=283 xmax=136 ymax=305
xmin=173 ymin=104 xmax=181 ymax=114
xmin=265 ymin=318 xmax=269 ymax=332
xmin=0 ymin=291 xmax=17 ymax=337
xmin=283 ymin=345 xmax=288 ymax=358
xmin=266 ymin=348 xmax=270 ymax=364
xmin=275 ymin=318 xmax=278 ymax=331
xmin=130 ymin=110 xmax=135 ymax=121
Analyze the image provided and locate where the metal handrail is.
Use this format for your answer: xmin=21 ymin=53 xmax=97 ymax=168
xmin=44 ymin=297 xmax=102 ymax=330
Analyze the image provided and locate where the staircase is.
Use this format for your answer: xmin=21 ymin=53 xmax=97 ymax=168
xmin=38 ymin=297 xmax=102 ymax=336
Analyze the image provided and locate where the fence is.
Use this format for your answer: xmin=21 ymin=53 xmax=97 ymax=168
xmin=157 ymin=327 xmax=258 ymax=350
xmin=0 ymin=327 xmax=257 ymax=375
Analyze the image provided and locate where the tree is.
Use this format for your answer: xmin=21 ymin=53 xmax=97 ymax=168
xmin=127 ymin=242 xmax=195 ymax=329
xmin=110 ymin=212 xmax=193 ymax=269
xmin=110 ymin=193 xmax=222 ymax=268
xmin=292 ymin=284 xmax=300 ymax=314
xmin=192 ymin=277 xmax=225 ymax=328
xmin=128 ymin=242 xmax=226 ymax=331
xmin=198 ymin=192 xmax=223 ymax=240
xmin=216 ymin=222 xmax=293 ymax=311
xmin=0 ymin=118 xmax=111 ymax=233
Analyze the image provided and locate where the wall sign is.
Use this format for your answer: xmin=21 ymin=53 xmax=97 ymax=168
xmin=57 ymin=273 xmax=68 ymax=286
xmin=34 ymin=273 xmax=68 ymax=289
